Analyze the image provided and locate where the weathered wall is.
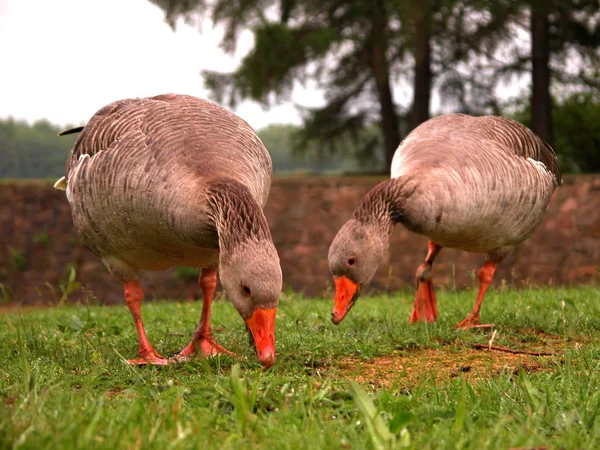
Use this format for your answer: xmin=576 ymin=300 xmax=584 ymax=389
xmin=0 ymin=176 xmax=598 ymax=306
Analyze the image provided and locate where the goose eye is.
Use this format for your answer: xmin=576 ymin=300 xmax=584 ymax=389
xmin=347 ymin=257 xmax=356 ymax=266
xmin=242 ymin=285 xmax=252 ymax=296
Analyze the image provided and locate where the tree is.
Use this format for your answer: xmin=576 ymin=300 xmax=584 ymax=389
xmin=495 ymin=0 xmax=600 ymax=146
xmin=0 ymin=118 xmax=77 ymax=179
xmin=406 ymin=0 xmax=433 ymax=130
xmin=530 ymin=0 xmax=553 ymax=144
xmin=150 ymin=0 xmax=600 ymax=170
xmin=510 ymin=91 xmax=600 ymax=173
xmin=150 ymin=0 xmax=411 ymax=169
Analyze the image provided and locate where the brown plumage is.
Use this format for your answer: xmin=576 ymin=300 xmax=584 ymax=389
xmin=55 ymin=94 xmax=282 ymax=367
xmin=328 ymin=113 xmax=561 ymax=328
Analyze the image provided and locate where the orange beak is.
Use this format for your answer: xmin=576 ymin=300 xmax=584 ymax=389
xmin=246 ymin=307 xmax=277 ymax=368
xmin=332 ymin=276 xmax=360 ymax=325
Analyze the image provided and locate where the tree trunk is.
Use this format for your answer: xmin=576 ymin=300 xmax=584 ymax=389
xmin=530 ymin=1 xmax=553 ymax=145
xmin=410 ymin=5 xmax=432 ymax=131
xmin=369 ymin=0 xmax=401 ymax=171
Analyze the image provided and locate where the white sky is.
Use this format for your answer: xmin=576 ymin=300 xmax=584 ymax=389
xmin=0 ymin=0 xmax=325 ymax=130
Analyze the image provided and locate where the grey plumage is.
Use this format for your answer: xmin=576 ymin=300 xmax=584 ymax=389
xmin=57 ymin=93 xmax=282 ymax=366
xmin=389 ymin=114 xmax=561 ymax=256
xmin=63 ymin=94 xmax=274 ymax=281
xmin=329 ymin=113 xmax=561 ymax=327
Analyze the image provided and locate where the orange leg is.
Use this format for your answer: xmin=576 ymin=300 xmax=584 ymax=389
xmin=176 ymin=269 xmax=235 ymax=361
xmin=124 ymin=281 xmax=169 ymax=366
xmin=455 ymin=260 xmax=496 ymax=329
xmin=410 ymin=241 xmax=442 ymax=324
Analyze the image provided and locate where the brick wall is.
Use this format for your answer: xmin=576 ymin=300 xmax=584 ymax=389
xmin=0 ymin=176 xmax=597 ymax=305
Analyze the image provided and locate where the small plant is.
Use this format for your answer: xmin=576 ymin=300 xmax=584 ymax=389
xmin=59 ymin=264 xmax=81 ymax=304
xmin=470 ymin=269 xmax=476 ymax=289
xmin=350 ymin=383 xmax=411 ymax=449
xmin=33 ymin=231 xmax=50 ymax=246
xmin=8 ymin=247 xmax=28 ymax=271
xmin=229 ymin=364 xmax=257 ymax=434
xmin=0 ymin=283 xmax=13 ymax=304
xmin=451 ymin=262 xmax=456 ymax=291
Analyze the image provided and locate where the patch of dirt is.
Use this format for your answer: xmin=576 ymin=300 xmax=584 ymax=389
xmin=338 ymin=346 xmax=558 ymax=389
xmin=3 ymin=395 xmax=18 ymax=407
xmin=105 ymin=389 xmax=140 ymax=400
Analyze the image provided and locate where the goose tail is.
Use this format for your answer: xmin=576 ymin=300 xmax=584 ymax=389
xmin=57 ymin=126 xmax=84 ymax=136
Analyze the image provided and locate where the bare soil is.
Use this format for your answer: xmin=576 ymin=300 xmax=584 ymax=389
xmin=337 ymin=343 xmax=562 ymax=389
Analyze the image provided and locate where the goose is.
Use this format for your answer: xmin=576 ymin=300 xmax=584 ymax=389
xmin=328 ymin=114 xmax=561 ymax=329
xmin=54 ymin=94 xmax=282 ymax=368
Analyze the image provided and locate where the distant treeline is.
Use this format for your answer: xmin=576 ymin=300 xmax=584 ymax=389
xmin=1 ymin=92 xmax=599 ymax=178
xmin=0 ymin=116 xmax=380 ymax=178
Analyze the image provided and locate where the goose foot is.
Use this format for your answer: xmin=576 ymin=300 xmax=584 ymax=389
xmin=410 ymin=278 xmax=438 ymax=324
xmin=455 ymin=315 xmax=494 ymax=330
xmin=175 ymin=335 xmax=236 ymax=362
xmin=127 ymin=349 xmax=170 ymax=366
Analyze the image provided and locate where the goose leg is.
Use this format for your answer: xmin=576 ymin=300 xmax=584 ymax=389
xmin=410 ymin=241 xmax=442 ymax=324
xmin=124 ymin=281 xmax=169 ymax=365
xmin=177 ymin=269 xmax=235 ymax=361
xmin=455 ymin=260 xmax=496 ymax=329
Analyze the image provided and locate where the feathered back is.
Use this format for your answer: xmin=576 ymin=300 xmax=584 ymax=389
xmin=65 ymin=93 xmax=272 ymax=207
xmin=392 ymin=114 xmax=561 ymax=186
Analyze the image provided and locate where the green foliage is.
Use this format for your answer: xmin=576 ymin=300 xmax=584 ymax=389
xmin=0 ymin=118 xmax=385 ymax=178
xmin=8 ymin=247 xmax=27 ymax=272
xmin=151 ymin=0 xmax=600 ymax=170
xmin=1 ymin=287 xmax=600 ymax=448
xmin=205 ymin=23 xmax=339 ymax=106
xmin=33 ymin=232 xmax=50 ymax=247
xmin=153 ymin=0 xmax=413 ymax=166
xmin=258 ymin=124 xmax=384 ymax=173
xmin=0 ymin=118 xmax=78 ymax=179
xmin=553 ymin=93 xmax=600 ymax=173
xmin=508 ymin=91 xmax=600 ymax=173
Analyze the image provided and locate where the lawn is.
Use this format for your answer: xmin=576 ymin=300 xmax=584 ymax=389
xmin=1 ymin=286 xmax=600 ymax=449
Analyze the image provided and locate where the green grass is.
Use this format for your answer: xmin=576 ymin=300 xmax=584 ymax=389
xmin=1 ymin=286 xmax=600 ymax=449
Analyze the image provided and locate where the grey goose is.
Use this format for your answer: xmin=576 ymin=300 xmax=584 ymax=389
xmin=328 ymin=114 xmax=561 ymax=329
xmin=55 ymin=94 xmax=282 ymax=367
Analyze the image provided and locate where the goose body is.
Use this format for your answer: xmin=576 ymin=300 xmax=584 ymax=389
xmin=57 ymin=94 xmax=282 ymax=367
xmin=328 ymin=114 xmax=561 ymax=328
xmin=390 ymin=114 xmax=560 ymax=253
xmin=65 ymin=93 xmax=271 ymax=275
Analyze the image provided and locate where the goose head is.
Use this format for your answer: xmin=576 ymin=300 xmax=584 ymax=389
xmin=219 ymin=239 xmax=282 ymax=368
xmin=328 ymin=219 xmax=389 ymax=324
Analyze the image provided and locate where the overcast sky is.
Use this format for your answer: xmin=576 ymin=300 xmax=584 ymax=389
xmin=0 ymin=0 xmax=529 ymax=131
xmin=0 ymin=0 xmax=327 ymax=130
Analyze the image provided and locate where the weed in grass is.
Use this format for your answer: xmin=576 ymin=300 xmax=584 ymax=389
xmin=58 ymin=265 xmax=81 ymax=305
xmin=0 ymin=283 xmax=14 ymax=304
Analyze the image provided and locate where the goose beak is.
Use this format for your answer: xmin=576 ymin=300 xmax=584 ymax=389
xmin=332 ymin=276 xmax=360 ymax=325
xmin=246 ymin=307 xmax=277 ymax=368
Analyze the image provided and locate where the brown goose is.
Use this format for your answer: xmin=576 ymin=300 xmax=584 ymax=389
xmin=54 ymin=94 xmax=282 ymax=367
xmin=328 ymin=114 xmax=561 ymax=329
